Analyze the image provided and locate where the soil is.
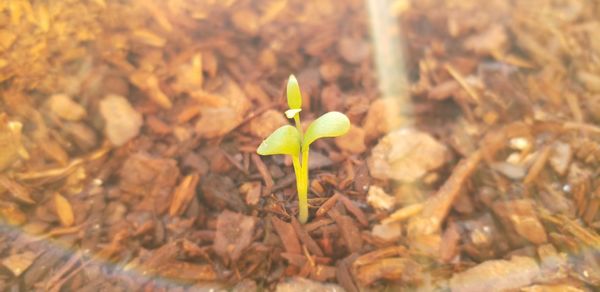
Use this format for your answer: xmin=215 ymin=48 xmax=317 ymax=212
xmin=1 ymin=0 xmax=599 ymax=291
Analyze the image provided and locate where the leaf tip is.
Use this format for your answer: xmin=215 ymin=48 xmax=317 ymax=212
xmin=286 ymin=74 xmax=302 ymax=109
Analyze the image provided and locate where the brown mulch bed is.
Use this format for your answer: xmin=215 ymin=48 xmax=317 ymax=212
xmin=1 ymin=0 xmax=599 ymax=291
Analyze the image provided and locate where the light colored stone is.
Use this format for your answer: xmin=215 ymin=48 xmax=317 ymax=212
xmin=367 ymin=185 xmax=395 ymax=210
xmin=450 ymin=256 xmax=540 ymax=292
xmin=372 ymin=222 xmax=402 ymax=241
xmin=368 ymin=128 xmax=449 ymax=182
xmin=48 ymin=94 xmax=87 ymax=121
xmin=335 ymin=125 xmax=366 ymax=154
xmin=549 ymin=141 xmax=571 ymax=175
xmin=99 ymin=94 xmax=143 ymax=146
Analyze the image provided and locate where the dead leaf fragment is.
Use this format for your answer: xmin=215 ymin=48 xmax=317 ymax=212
xmin=54 ymin=192 xmax=74 ymax=227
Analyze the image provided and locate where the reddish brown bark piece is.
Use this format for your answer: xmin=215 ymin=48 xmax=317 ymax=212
xmin=213 ymin=210 xmax=257 ymax=262
xmin=310 ymin=265 xmax=337 ymax=282
xmin=281 ymin=252 xmax=307 ymax=267
xmin=338 ymin=193 xmax=369 ymax=227
xmin=328 ymin=209 xmax=363 ymax=253
xmin=291 ymin=217 xmax=324 ymax=257
xmin=0 ymin=175 xmax=35 ymax=204
xmin=271 ymin=216 xmax=302 ymax=254
xmin=353 ymin=246 xmax=408 ymax=268
xmin=119 ymin=153 xmax=180 ymax=197
xmin=169 ymin=173 xmax=200 ymax=216
xmin=493 ymin=199 xmax=548 ymax=244
xmin=315 ymin=193 xmax=340 ymax=217
xmin=336 ymin=256 xmax=359 ymax=292
xmin=251 ymin=154 xmax=274 ymax=196
xmin=440 ymin=221 xmax=461 ymax=263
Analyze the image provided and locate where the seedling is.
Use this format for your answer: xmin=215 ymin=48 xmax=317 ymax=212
xmin=257 ymin=75 xmax=350 ymax=223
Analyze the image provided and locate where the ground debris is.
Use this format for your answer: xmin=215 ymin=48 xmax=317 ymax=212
xmin=276 ymin=277 xmax=345 ymax=292
xmin=449 ymin=256 xmax=540 ymax=292
xmin=493 ymin=199 xmax=547 ymax=244
xmin=99 ymin=94 xmax=143 ymax=146
xmin=272 ymin=216 xmax=302 ymax=254
xmin=366 ymin=186 xmax=395 ymax=211
xmin=368 ymin=128 xmax=449 ymax=182
xmin=1 ymin=0 xmax=599 ymax=290
xmin=119 ymin=153 xmax=179 ymax=198
xmin=169 ymin=173 xmax=200 ymax=217
xmin=354 ymin=257 xmax=421 ymax=286
xmin=1 ymin=251 xmax=38 ymax=277
xmin=213 ymin=210 xmax=256 ymax=262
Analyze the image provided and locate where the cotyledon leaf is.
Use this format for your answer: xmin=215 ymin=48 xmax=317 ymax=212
xmin=286 ymin=74 xmax=302 ymax=109
xmin=257 ymin=125 xmax=301 ymax=156
xmin=303 ymin=111 xmax=350 ymax=148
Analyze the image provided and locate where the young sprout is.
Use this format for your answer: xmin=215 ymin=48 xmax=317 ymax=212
xmin=257 ymin=75 xmax=350 ymax=223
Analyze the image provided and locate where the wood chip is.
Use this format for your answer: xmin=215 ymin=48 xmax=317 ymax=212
xmin=0 ymin=175 xmax=35 ymax=204
xmin=338 ymin=193 xmax=368 ymax=227
xmin=169 ymin=173 xmax=200 ymax=217
xmin=54 ymin=192 xmax=74 ymax=227
xmin=328 ymin=209 xmax=363 ymax=253
xmin=291 ymin=217 xmax=324 ymax=257
xmin=1 ymin=251 xmax=38 ymax=277
xmin=252 ymin=154 xmax=274 ymax=196
xmin=272 ymin=216 xmax=302 ymax=254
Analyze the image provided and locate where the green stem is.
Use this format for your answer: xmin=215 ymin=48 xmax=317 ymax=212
xmin=298 ymin=149 xmax=310 ymax=223
xmin=292 ymin=155 xmax=308 ymax=223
